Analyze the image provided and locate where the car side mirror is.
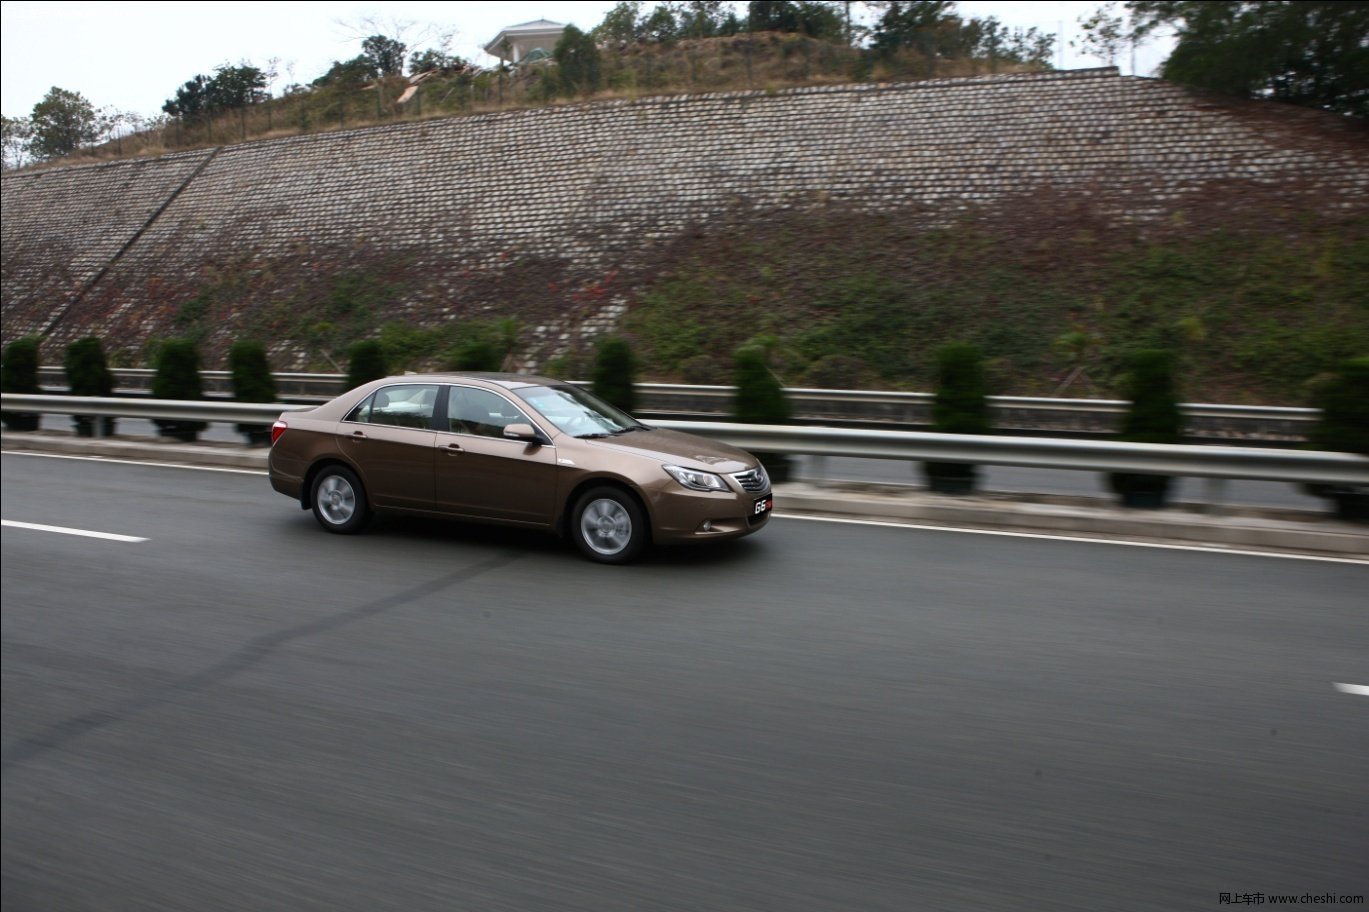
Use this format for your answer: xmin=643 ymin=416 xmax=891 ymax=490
xmin=503 ymin=423 xmax=542 ymax=444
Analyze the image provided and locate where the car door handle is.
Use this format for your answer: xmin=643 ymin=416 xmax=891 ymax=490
xmin=349 ymin=431 xmax=366 ymax=441
xmin=444 ymin=442 xmax=464 ymax=454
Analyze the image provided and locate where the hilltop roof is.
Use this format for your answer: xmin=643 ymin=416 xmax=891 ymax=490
xmin=483 ymin=20 xmax=567 ymax=61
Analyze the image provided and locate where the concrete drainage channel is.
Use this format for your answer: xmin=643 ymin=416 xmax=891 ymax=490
xmin=4 ymin=431 xmax=1366 ymax=560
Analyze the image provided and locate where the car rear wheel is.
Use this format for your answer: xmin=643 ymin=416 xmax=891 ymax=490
xmin=572 ymin=487 xmax=646 ymax=564
xmin=312 ymin=466 xmax=370 ymax=534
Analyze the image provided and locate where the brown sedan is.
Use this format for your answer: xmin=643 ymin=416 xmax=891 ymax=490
xmin=268 ymin=373 xmax=773 ymax=563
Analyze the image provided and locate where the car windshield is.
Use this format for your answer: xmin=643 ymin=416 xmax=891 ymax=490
xmin=514 ymin=384 xmax=645 ymax=438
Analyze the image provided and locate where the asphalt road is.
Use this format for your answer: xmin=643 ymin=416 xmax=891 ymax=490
xmin=30 ymin=413 xmax=1325 ymax=510
xmin=2 ymin=452 xmax=1366 ymax=912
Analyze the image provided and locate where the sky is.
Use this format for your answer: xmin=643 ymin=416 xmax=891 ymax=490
xmin=0 ymin=1 xmax=1172 ymax=122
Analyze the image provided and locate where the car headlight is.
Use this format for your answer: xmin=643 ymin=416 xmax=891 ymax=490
xmin=664 ymin=465 xmax=730 ymax=492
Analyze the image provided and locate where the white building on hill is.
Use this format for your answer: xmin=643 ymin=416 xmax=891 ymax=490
xmin=483 ymin=19 xmax=567 ymax=65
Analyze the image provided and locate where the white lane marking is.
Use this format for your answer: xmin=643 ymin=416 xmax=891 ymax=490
xmin=1333 ymin=683 xmax=1369 ymax=697
xmin=1 ymin=520 xmax=147 ymax=543
xmin=773 ymin=513 xmax=1369 ymax=566
xmin=1 ymin=450 xmax=266 ymax=476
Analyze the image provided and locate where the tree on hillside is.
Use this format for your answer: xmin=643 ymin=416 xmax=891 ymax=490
xmin=313 ymin=56 xmax=381 ymax=88
xmin=642 ymin=4 xmax=684 ymax=42
xmin=870 ymin=2 xmax=1054 ymax=69
xmin=2 ymin=116 xmax=33 ymax=169
xmin=594 ymin=2 xmax=648 ymax=47
xmin=598 ymin=0 xmax=816 ymax=45
xmin=873 ymin=1 xmax=979 ymax=59
xmin=207 ymin=64 xmax=269 ymax=108
xmin=1076 ymin=2 xmax=1135 ymax=69
xmin=1127 ymin=1 xmax=1369 ymax=116
xmin=971 ymin=17 xmax=1055 ymax=67
xmin=97 ymin=109 xmax=150 ymax=149
xmin=556 ymin=25 xmax=603 ymax=96
xmin=164 ymin=74 xmax=211 ymax=119
xmin=362 ymin=35 xmax=408 ymax=77
xmin=871 ymin=0 xmax=956 ymax=54
xmin=748 ymin=1 xmax=845 ymax=39
xmin=338 ymin=14 xmax=456 ymax=78
xmin=409 ymin=48 xmax=469 ymax=75
xmin=163 ymin=64 xmax=268 ymax=119
xmin=29 ymin=87 xmax=100 ymax=159
xmin=679 ymin=1 xmax=744 ymax=39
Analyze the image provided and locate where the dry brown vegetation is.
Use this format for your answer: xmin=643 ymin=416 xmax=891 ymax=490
xmin=35 ymin=33 xmax=1045 ymax=170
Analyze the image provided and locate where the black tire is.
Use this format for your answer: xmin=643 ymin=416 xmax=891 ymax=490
xmin=571 ymin=486 xmax=647 ymax=564
xmin=311 ymin=465 xmax=371 ymax=534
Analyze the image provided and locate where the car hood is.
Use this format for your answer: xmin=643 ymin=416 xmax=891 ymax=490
xmin=575 ymin=427 xmax=755 ymax=473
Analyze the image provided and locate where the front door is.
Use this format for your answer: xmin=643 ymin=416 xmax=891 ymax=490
xmin=434 ymin=386 xmax=559 ymax=525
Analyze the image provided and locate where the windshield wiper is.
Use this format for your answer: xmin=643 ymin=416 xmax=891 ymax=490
xmin=579 ymin=425 xmax=649 ymax=438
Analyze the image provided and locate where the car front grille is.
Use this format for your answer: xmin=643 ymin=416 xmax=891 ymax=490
xmin=732 ymin=466 xmax=769 ymax=493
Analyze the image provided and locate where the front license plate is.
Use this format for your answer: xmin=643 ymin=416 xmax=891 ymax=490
xmin=753 ymin=496 xmax=773 ymax=516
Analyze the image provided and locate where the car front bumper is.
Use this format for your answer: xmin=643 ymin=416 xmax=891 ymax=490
xmin=645 ymin=484 xmax=773 ymax=544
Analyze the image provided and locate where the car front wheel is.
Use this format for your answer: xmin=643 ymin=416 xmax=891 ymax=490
xmin=311 ymin=465 xmax=370 ymax=534
xmin=572 ymin=487 xmax=647 ymax=564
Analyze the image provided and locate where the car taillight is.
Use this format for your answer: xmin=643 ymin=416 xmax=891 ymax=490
xmin=270 ymin=419 xmax=288 ymax=445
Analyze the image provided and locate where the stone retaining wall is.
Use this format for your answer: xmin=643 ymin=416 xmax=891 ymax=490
xmin=3 ymin=68 xmax=1366 ymax=361
xmin=2 ymin=150 xmax=213 ymax=337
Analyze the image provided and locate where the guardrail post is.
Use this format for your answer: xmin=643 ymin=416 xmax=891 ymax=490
xmin=1203 ymin=477 xmax=1228 ymax=515
xmin=806 ymin=455 xmax=829 ymax=486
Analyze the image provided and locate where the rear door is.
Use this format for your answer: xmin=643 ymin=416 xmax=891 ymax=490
xmin=340 ymin=383 xmax=441 ymax=510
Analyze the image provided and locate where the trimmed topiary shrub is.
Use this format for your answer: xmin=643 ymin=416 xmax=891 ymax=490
xmin=1305 ymin=355 xmax=1369 ymax=521
xmin=923 ymin=342 xmax=990 ymax=495
xmin=734 ymin=344 xmax=792 ymax=482
xmin=64 ymin=336 xmax=116 ymax=437
xmin=1309 ymin=356 xmax=1369 ymax=455
xmin=591 ymin=336 xmax=637 ymax=414
xmin=446 ymin=338 xmax=503 ymax=372
xmin=1108 ymin=349 xmax=1183 ymax=508
xmin=151 ymin=339 xmax=207 ymax=442
xmin=1 ymin=336 xmax=42 ymax=431
xmin=347 ymin=340 xmax=389 ymax=390
xmin=229 ymin=340 xmax=278 ymax=446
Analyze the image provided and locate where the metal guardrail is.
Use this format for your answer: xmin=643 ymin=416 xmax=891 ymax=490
xmin=634 ymin=383 xmax=1317 ymax=426
xmin=4 ymin=394 xmax=313 ymax=425
xmin=650 ymin=421 xmax=1366 ymax=486
xmin=5 ymin=394 xmax=1365 ymax=487
xmin=37 ymin=367 xmax=338 ymax=400
xmin=34 ymin=368 xmax=1316 ymax=434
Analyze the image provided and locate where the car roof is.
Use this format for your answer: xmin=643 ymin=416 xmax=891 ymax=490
xmin=379 ymin=372 xmax=565 ymax=390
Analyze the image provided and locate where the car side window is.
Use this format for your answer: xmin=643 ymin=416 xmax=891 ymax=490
xmin=448 ymin=387 xmax=531 ymax=438
xmin=348 ymin=384 xmax=440 ymax=430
